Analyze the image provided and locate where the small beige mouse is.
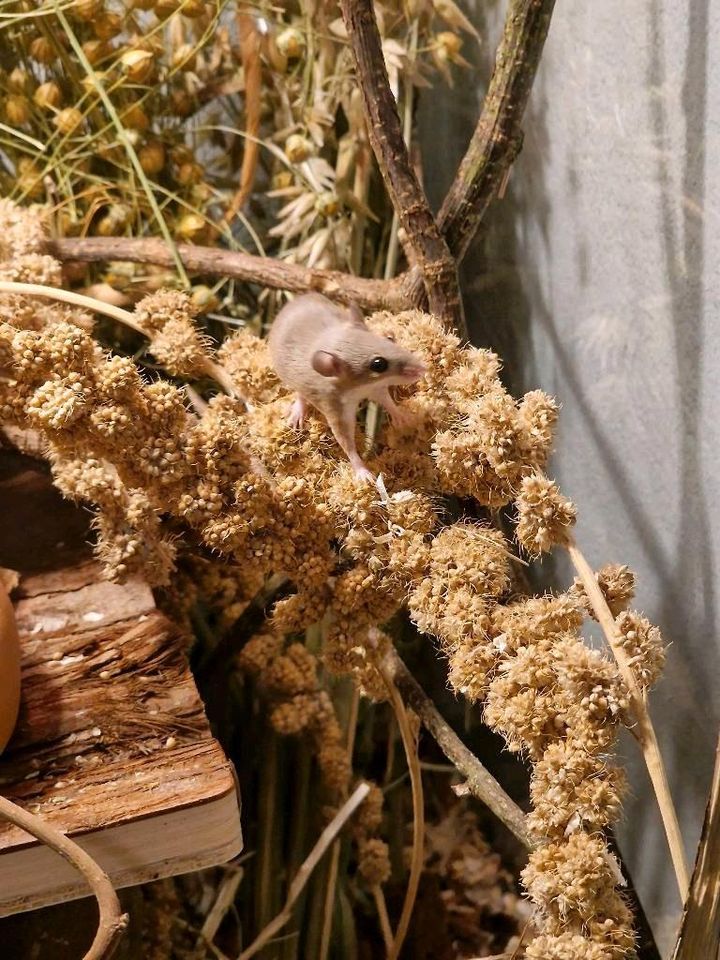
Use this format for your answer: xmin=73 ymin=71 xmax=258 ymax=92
xmin=268 ymin=293 xmax=425 ymax=479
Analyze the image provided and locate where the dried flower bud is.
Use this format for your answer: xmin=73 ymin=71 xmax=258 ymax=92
xmin=94 ymin=11 xmax=123 ymax=40
xmin=8 ymin=68 xmax=31 ymax=94
xmin=29 ymin=36 xmax=57 ymax=65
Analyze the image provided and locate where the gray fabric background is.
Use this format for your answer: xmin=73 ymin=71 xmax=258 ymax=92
xmin=420 ymin=1 xmax=720 ymax=950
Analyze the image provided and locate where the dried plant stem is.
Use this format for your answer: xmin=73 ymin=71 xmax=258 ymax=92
xmin=238 ymin=782 xmax=371 ymax=960
xmin=0 ymin=794 xmax=128 ymax=959
xmin=379 ymin=663 xmax=424 ymax=960
xmin=567 ymin=541 xmax=690 ymax=899
xmin=0 ymin=281 xmax=239 ymax=399
xmin=339 ymin=0 xmax=463 ymax=332
xmin=372 ymin=885 xmax=394 ymax=955
xmin=223 ymin=11 xmax=262 ymax=224
xmin=383 ymin=646 xmax=532 ymax=849
xmin=318 ymin=684 xmax=360 ymax=960
xmin=672 ymin=733 xmax=720 ymax=959
xmin=48 ymin=237 xmax=407 ymax=313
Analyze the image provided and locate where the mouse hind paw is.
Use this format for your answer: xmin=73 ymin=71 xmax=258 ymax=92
xmin=287 ymin=395 xmax=308 ymax=430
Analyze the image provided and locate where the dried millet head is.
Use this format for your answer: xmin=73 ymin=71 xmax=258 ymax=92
xmin=447 ymin=635 xmax=499 ymax=701
xmin=0 ymin=199 xmax=49 ymax=260
xmin=518 ymin=389 xmax=560 ymax=468
xmin=236 ymin=633 xmax=285 ymax=675
xmin=148 ymin=315 xmax=213 ymax=377
xmin=25 ymin=375 xmax=90 ymax=431
xmin=615 ymin=610 xmax=666 ymax=689
xmin=269 ymin=693 xmax=321 ymax=736
xmin=490 ymin=594 xmax=585 ymax=655
xmin=462 ymin=389 xmax=526 ymax=480
xmin=570 ymin=563 xmax=636 ymax=619
xmin=432 ymin=426 xmax=515 ymax=507
xmin=429 ymin=523 xmax=511 ymax=599
xmin=366 ymin=308 xmax=464 ymax=394
xmin=216 ymin=328 xmax=282 ymax=404
xmin=525 ymin=933 xmax=626 ymax=960
xmin=356 ymin=782 xmax=384 ymax=835
xmin=263 ymin=644 xmax=318 ymax=697
xmin=134 ymin=289 xmax=198 ymax=333
xmin=515 ymin=473 xmax=577 ymax=555
xmin=521 ymin=833 xmax=630 ymax=925
xmin=527 ymin=741 xmax=627 ymax=840
xmin=0 ymin=252 xmax=62 ymax=287
xmin=358 ymin=837 xmax=391 ymax=886
xmin=316 ymin=742 xmax=351 ymax=794
xmin=444 ymin=346 xmax=502 ymax=409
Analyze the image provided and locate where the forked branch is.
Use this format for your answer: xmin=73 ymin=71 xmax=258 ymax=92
xmin=339 ymin=0 xmax=463 ymax=331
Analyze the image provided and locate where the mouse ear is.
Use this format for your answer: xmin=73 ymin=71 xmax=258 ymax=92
xmin=347 ymin=301 xmax=366 ymax=328
xmin=311 ymin=350 xmax=348 ymax=378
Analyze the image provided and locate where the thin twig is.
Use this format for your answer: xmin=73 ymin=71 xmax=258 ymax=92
xmin=0 ymin=795 xmax=128 ymax=960
xmin=47 ymin=237 xmax=407 ymax=313
xmin=672 ymin=732 xmax=720 ymax=959
xmin=382 ymin=645 xmax=532 ymax=849
xmin=238 ymin=782 xmax=371 ymax=960
xmin=339 ymin=0 xmax=463 ymax=332
xmin=567 ymin=541 xmax=690 ymax=899
xmin=378 ymin=662 xmax=424 ymax=960
xmin=0 ymin=280 xmax=240 ymax=400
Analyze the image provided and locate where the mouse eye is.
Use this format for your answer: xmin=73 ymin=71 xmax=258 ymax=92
xmin=369 ymin=356 xmax=389 ymax=374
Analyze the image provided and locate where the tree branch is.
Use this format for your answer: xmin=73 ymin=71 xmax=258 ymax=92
xmin=47 ymin=238 xmax=407 ymax=313
xmin=383 ymin=646 xmax=532 ymax=849
xmin=0 ymin=794 xmax=128 ymax=960
xmin=439 ymin=0 xmax=556 ymax=263
xmin=339 ymin=0 xmax=464 ymax=332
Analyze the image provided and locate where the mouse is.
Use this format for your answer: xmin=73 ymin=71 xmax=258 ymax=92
xmin=267 ymin=293 xmax=425 ymax=480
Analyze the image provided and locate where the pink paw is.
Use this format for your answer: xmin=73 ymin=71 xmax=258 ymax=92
xmin=352 ymin=464 xmax=375 ymax=483
xmin=287 ymin=397 xmax=306 ymax=430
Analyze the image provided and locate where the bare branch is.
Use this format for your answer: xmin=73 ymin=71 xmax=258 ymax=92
xmin=383 ymin=646 xmax=532 ymax=849
xmin=440 ymin=0 xmax=557 ymax=263
xmin=339 ymin=0 xmax=464 ymax=332
xmin=0 ymin=795 xmax=128 ymax=960
xmin=47 ymin=238 xmax=407 ymax=313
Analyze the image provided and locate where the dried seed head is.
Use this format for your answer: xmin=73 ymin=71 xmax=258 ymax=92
xmin=285 ymin=134 xmax=314 ymax=164
xmin=276 ymin=28 xmax=305 ymax=59
xmin=138 ymin=140 xmax=166 ymax=175
xmin=515 ymin=473 xmax=577 ymax=555
xmin=54 ymin=107 xmax=83 ymax=135
xmin=29 ymin=36 xmax=57 ymax=65
xmin=4 ymin=95 xmax=31 ymax=127
xmin=34 ymin=81 xmax=62 ymax=110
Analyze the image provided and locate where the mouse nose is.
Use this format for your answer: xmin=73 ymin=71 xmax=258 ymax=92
xmin=401 ymin=362 xmax=426 ymax=382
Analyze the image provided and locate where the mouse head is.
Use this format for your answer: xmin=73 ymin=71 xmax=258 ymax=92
xmin=311 ymin=327 xmax=425 ymax=389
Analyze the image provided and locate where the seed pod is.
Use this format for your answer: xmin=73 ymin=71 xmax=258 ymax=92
xmin=5 ymin=95 xmax=31 ymax=126
xmin=169 ymin=88 xmax=193 ymax=117
xmin=17 ymin=160 xmax=44 ymax=199
xmin=285 ymin=134 xmax=313 ymax=164
xmin=34 ymin=81 xmax=62 ymax=110
xmin=121 ymin=101 xmax=150 ymax=131
xmin=8 ymin=68 xmax=31 ymax=94
xmin=190 ymin=285 xmax=220 ymax=314
xmin=120 ymin=48 xmax=156 ymax=84
xmin=94 ymin=11 xmax=123 ymax=39
xmin=175 ymin=161 xmax=202 ymax=186
xmin=82 ymin=40 xmax=110 ymax=66
xmin=171 ymin=42 xmax=196 ymax=71
xmin=139 ymin=140 xmax=166 ymax=175
xmin=154 ymin=0 xmax=180 ymax=17
xmin=436 ymin=31 xmax=462 ymax=57
xmin=73 ymin=0 xmax=104 ymax=20
xmin=180 ymin=0 xmax=206 ymax=17
xmin=29 ymin=36 xmax=57 ymax=65
xmin=175 ymin=213 xmax=205 ymax=241
xmin=54 ymin=107 xmax=83 ymax=135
